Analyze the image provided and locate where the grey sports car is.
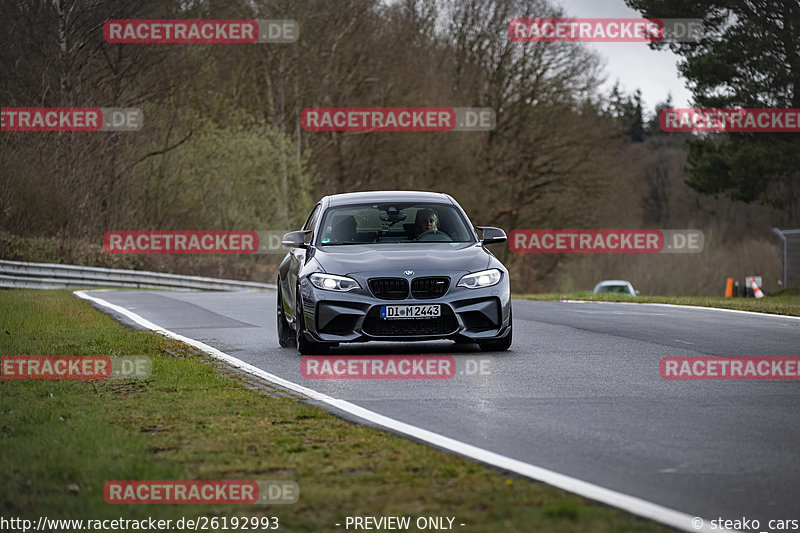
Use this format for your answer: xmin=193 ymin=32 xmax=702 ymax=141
xmin=276 ymin=191 xmax=512 ymax=354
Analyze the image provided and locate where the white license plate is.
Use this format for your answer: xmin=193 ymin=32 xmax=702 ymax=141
xmin=380 ymin=304 xmax=440 ymax=319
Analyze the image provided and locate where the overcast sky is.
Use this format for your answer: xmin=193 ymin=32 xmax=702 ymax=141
xmin=555 ymin=0 xmax=694 ymax=113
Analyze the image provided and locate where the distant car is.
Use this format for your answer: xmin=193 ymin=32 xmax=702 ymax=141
xmin=593 ymin=280 xmax=639 ymax=296
xmin=276 ymin=191 xmax=512 ymax=354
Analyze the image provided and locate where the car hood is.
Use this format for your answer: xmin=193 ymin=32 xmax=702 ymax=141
xmin=315 ymin=243 xmax=492 ymax=276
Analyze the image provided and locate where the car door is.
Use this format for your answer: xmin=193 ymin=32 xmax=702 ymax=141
xmin=280 ymin=203 xmax=321 ymax=324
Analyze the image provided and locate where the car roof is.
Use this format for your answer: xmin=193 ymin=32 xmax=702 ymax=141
xmin=323 ymin=191 xmax=454 ymax=207
xmin=594 ymin=280 xmax=633 ymax=286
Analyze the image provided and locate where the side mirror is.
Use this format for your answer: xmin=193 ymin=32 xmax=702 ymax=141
xmin=282 ymin=230 xmax=311 ymax=249
xmin=634 ymin=290 xmax=640 ymax=296
xmin=476 ymin=226 xmax=507 ymax=245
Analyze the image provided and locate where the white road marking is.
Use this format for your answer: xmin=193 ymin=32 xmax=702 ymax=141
xmin=558 ymin=299 xmax=800 ymax=321
xmin=73 ymin=290 xmax=739 ymax=533
xmin=570 ymin=309 xmax=668 ymax=316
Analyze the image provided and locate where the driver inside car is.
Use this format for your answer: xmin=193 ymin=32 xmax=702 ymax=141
xmin=414 ymin=208 xmax=439 ymax=237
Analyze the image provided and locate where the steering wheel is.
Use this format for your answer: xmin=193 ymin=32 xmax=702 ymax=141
xmin=415 ymin=230 xmax=451 ymax=241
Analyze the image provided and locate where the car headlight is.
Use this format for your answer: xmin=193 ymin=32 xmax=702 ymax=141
xmin=457 ymin=269 xmax=502 ymax=289
xmin=309 ymin=273 xmax=360 ymax=292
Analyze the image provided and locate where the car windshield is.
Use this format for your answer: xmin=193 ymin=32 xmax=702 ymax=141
xmin=596 ymin=285 xmax=630 ymax=294
xmin=317 ymin=203 xmax=475 ymax=245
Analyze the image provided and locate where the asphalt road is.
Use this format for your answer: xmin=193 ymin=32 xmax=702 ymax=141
xmin=89 ymin=290 xmax=800 ymax=527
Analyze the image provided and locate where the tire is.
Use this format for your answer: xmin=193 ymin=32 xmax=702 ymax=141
xmin=478 ymin=310 xmax=512 ymax=352
xmin=277 ymin=283 xmax=293 ymax=348
xmin=295 ymin=292 xmax=328 ymax=355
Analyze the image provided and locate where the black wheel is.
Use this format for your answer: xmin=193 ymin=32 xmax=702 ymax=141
xmin=277 ymin=283 xmax=293 ymax=347
xmin=478 ymin=310 xmax=512 ymax=352
xmin=295 ymin=292 xmax=328 ymax=355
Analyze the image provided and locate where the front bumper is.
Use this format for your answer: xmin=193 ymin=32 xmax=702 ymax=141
xmin=298 ymin=273 xmax=512 ymax=344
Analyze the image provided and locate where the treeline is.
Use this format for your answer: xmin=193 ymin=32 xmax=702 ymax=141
xmin=0 ymin=0 xmax=791 ymax=292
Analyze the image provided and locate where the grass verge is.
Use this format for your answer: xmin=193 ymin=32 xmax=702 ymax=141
xmin=514 ymin=288 xmax=800 ymax=317
xmin=0 ymin=289 xmax=671 ymax=532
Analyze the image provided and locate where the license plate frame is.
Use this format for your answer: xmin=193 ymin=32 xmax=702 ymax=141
xmin=380 ymin=304 xmax=441 ymax=320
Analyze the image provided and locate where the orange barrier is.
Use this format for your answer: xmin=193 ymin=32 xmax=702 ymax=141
xmin=725 ymin=278 xmax=734 ymax=298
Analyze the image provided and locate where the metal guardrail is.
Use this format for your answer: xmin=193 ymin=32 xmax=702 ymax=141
xmin=0 ymin=260 xmax=276 ymax=291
